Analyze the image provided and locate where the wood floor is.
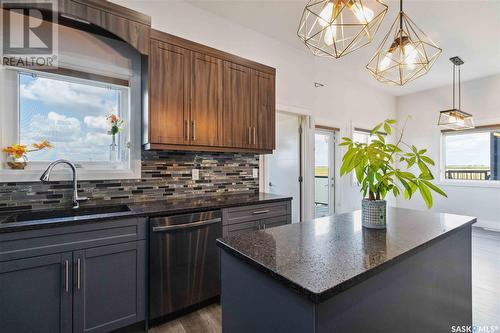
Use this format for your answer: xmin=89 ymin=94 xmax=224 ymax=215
xmin=150 ymin=304 xmax=221 ymax=333
xmin=472 ymin=228 xmax=500 ymax=327
xmin=150 ymin=228 xmax=499 ymax=333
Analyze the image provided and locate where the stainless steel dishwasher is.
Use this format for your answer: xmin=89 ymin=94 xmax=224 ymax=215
xmin=149 ymin=210 xmax=222 ymax=322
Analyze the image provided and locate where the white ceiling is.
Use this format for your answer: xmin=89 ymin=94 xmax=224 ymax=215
xmin=187 ymin=0 xmax=500 ymax=96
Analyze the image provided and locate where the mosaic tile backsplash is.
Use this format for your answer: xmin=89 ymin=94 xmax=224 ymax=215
xmin=0 ymin=151 xmax=259 ymax=212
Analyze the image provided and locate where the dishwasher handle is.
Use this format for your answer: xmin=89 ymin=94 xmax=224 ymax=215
xmin=152 ymin=217 xmax=222 ymax=232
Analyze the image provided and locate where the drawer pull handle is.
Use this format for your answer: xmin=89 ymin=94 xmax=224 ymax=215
xmin=252 ymin=210 xmax=270 ymax=215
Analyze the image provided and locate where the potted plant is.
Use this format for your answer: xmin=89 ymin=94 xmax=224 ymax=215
xmin=340 ymin=119 xmax=447 ymax=229
xmin=3 ymin=140 xmax=52 ymax=170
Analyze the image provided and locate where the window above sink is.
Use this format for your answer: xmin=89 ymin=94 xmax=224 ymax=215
xmin=0 ymin=23 xmax=142 ymax=182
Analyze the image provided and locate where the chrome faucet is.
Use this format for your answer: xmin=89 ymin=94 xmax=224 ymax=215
xmin=40 ymin=160 xmax=88 ymax=209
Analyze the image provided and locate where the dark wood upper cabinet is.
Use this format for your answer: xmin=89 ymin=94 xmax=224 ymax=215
xmin=149 ymin=40 xmax=190 ymax=145
xmin=253 ymin=70 xmax=276 ymax=151
xmin=222 ymin=62 xmax=253 ymax=149
xmin=145 ymin=30 xmax=276 ymax=154
xmin=190 ymin=53 xmax=223 ymax=147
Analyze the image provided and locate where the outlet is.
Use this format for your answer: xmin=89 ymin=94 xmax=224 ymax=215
xmin=253 ymin=168 xmax=258 ymax=178
xmin=192 ymin=169 xmax=200 ymax=181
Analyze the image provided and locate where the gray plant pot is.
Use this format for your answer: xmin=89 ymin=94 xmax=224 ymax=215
xmin=361 ymin=199 xmax=387 ymax=229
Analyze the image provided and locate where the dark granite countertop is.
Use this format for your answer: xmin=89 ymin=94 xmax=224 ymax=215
xmin=0 ymin=192 xmax=291 ymax=233
xmin=217 ymin=207 xmax=476 ymax=303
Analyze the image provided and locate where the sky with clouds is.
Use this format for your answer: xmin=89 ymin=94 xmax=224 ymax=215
xmin=445 ymin=132 xmax=491 ymax=167
xmin=19 ymin=73 xmax=123 ymax=162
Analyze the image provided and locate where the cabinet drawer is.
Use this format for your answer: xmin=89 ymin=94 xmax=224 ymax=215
xmin=222 ymin=201 xmax=290 ymax=226
xmin=261 ymin=215 xmax=291 ymax=230
xmin=223 ymin=220 xmax=260 ymax=237
xmin=0 ymin=218 xmax=146 ymax=262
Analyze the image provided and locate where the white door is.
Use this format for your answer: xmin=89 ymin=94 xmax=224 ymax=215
xmin=267 ymin=112 xmax=301 ymax=223
xmin=314 ymin=130 xmax=335 ymax=218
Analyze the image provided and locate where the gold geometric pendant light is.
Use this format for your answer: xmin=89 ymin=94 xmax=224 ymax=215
xmin=298 ymin=0 xmax=388 ymax=58
xmin=366 ymin=0 xmax=442 ymax=85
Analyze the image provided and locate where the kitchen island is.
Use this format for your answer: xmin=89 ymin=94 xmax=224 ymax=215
xmin=217 ymin=207 xmax=476 ymax=333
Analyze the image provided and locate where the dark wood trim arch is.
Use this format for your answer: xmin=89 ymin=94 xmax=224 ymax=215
xmin=58 ymin=0 xmax=151 ymax=55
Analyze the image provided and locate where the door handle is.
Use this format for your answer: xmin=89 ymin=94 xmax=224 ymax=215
xmin=253 ymin=127 xmax=256 ymax=145
xmin=76 ymin=258 xmax=81 ymax=290
xmin=152 ymin=218 xmax=222 ymax=232
xmin=185 ymin=120 xmax=189 ymax=141
xmin=192 ymin=120 xmax=196 ymax=141
xmin=64 ymin=260 xmax=69 ymax=293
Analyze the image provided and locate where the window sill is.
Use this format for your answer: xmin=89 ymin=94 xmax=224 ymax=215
xmin=437 ymin=179 xmax=500 ymax=189
xmin=0 ymin=163 xmax=141 ymax=183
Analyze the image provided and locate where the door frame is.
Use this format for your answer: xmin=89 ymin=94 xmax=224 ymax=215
xmin=260 ymin=111 xmax=307 ymax=222
xmin=314 ymin=126 xmax=337 ymax=217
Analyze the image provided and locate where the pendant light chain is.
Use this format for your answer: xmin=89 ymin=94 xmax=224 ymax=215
xmin=452 ymin=63 xmax=456 ymax=109
xmin=399 ymin=0 xmax=403 ymax=30
xmin=458 ymin=65 xmax=462 ymax=110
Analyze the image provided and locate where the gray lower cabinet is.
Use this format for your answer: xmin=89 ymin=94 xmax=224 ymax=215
xmin=222 ymin=200 xmax=292 ymax=237
xmin=0 ymin=252 xmax=73 ymax=333
xmin=73 ymin=241 xmax=145 ymax=333
xmin=0 ymin=218 xmax=146 ymax=333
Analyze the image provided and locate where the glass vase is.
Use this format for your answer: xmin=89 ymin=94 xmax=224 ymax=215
xmin=109 ymin=135 xmax=118 ymax=161
xmin=7 ymin=154 xmax=28 ymax=170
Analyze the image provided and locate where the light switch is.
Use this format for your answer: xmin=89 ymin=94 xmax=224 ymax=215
xmin=192 ymin=169 xmax=200 ymax=181
xmin=253 ymin=168 xmax=258 ymax=178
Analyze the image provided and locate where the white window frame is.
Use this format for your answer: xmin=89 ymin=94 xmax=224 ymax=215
xmin=0 ymin=67 xmax=141 ymax=182
xmin=439 ymin=129 xmax=500 ymax=188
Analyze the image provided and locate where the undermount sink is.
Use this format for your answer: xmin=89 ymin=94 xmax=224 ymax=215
xmin=1 ymin=205 xmax=131 ymax=224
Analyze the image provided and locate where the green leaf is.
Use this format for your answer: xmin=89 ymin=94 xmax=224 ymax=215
xmin=398 ymin=178 xmax=413 ymax=199
xmin=418 ymin=183 xmax=433 ymax=208
xmin=420 ymin=155 xmax=435 ymax=166
xmin=370 ymin=123 xmax=382 ymax=136
xmin=418 ymin=149 xmax=427 ymax=155
xmin=421 ymin=180 xmax=447 ymax=197
xmin=392 ymin=186 xmax=400 ymax=197
xmin=418 ymin=160 xmax=431 ymax=175
xmin=386 ymin=119 xmax=397 ymax=124
xmin=383 ymin=122 xmax=392 ymax=135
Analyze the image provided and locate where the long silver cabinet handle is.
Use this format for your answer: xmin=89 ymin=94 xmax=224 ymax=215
xmin=65 ymin=260 xmax=69 ymax=293
xmin=77 ymin=258 xmax=81 ymax=290
xmin=252 ymin=210 xmax=270 ymax=215
xmin=152 ymin=218 xmax=222 ymax=232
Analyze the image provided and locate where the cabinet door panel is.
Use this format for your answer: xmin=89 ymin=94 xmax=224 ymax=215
xmin=0 ymin=253 xmax=72 ymax=333
xmin=253 ymin=70 xmax=276 ymax=151
xmin=150 ymin=40 xmax=190 ymax=145
xmin=190 ymin=52 xmax=223 ymax=146
xmin=73 ymin=241 xmax=145 ymax=333
xmin=222 ymin=62 xmax=252 ymax=148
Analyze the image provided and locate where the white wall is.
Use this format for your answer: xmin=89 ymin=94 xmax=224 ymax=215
xmin=396 ymin=75 xmax=500 ymax=227
xmin=114 ymin=0 xmax=397 ymax=219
